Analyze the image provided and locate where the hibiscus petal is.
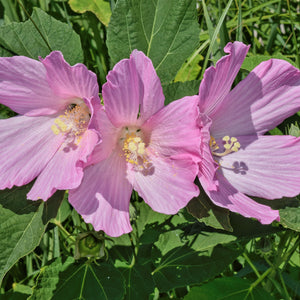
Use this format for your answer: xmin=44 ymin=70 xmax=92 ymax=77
xmin=69 ymin=150 xmax=133 ymax=237
xmin=130 ymin=50 xmax=165 ymax=122
xmin=86 ymin=108 xmax=121 ymax=166
xmin=0 ymin=55 xmax=63 ymax=116
xmin=201 ymin=172 xmax=280 ymax=224
xmin=197 ymin=115 xmax=219 ymax=191
xmin=0 ymin=115 xmax=63 ymax=189
xmin=41 ymin=51 xmax=99 ymax=101
xmin=199 ymin=42 xmax=250 ymax=115
xmin=211 ymin=59 xmax=300 ymax=138
xmin=218 ymin=135 xmax=300 ymax=199
xmin=131 ymin=155 xmax=199 ymax=214
xmin=142 ymin=96 xmax=200 ymax=159
xmin=102 ymin=54 xmax=140 ymax=127
xmin=27 ymin=129 xmax=99 ymax=200
xmin=102 ymin=50 xmax=165 ymax=127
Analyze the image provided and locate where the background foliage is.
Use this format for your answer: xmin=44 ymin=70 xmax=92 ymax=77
xmin=0 ymin=0 xmax=299 ymax=299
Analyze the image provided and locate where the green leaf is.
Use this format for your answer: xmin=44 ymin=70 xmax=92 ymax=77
xmin=69 ymin=0 xmax=111 ymax=26
xmin=152 ymin=245 xmax=241 ymax=292
xmin=107 ymin=233 xmax=132 ymax=248
xmin=184 ymin=277 xmax=275 ymax=300
xmin=190 ymin=231 xmax=236 ymax=252
xmin=227 ymin=213 xmax=282 ymax=239
xmin=0 ymin=184 xmax=64 ymax=285
xmin=30 ymin=257 xmax=125 ymax=300
xmin=154 ymin=230 xmax=187 ymax=257
xmin=0 ymin=45 xmax=13 ymax=57
xmin=121 ymin=263 xmax=155 ymax=300
xmin=0 ymin=291 xmax=29 ymax=300
xmin=134 ymin=201 xmax=167 ymax=239
xmin=162 ymin=80 xmax=200 ymax=105
xmin=0 ymin=104 xmax=15 ymax=119
xmin=174 ymin=53 xmax=203 ymax=82
xmin=187 ymin=186 xmax=233 ymax=232
xmin=288 ymin=123 xmax=300 ymax=137
xmin=0 ymin=8 xmax=83 ymax=64
xmin=54 ymin=193 xmax=71 ymax=223
xmin=268 ymin=127 xmax=283 ymax=135
xmin=241 ymin=54 xmax=296 ymax=72
xmin=107 ymin=0 xmax=200 ymax=83
xmin=279 ymin=206 xmax=300 ymax=232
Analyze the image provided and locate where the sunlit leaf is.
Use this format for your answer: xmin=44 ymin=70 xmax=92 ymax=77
xmin=69 ymin=0 xmax=111 ymax=26
xmin=280 ymin=207 xmax=300 ymax=232
xmin=175 ymin=53 xmax=203 ymax=82
xmin=0 ymin=8 xmax=83 ymax=64
xmin=241 ymin=54 xmax=296 ymax=72
xmin=107 ymin=0 xmax=200 ymax=83
xmin=187 ymin=186 xmax=233 ymax=232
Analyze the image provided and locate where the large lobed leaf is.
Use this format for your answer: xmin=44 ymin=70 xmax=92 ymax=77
xmin=107 ymin=0 xmax=200 ymax=83
xmin=121 ymin=262 xmax=155 ymax=300
xmin=0 ymin=184 xmax=64 ymax=285
xmin=30 ymin=257 xmax=125 ymax=300
xmin=183 ymin=277 xmax=275 ymax=300
xmin=162 ymin=80 xmax=200 ymax=105
xmin=0 ymin=8 xmax=83 ymax=64
xmin=152 ymin=244 xmax=241 ymax=292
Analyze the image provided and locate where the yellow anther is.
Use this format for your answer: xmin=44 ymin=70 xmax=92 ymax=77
xmin=224 ymin=143 xmax=231 ymax=150
xmin=50 ymin=102 xmax=90 ymax=145
xmin=54 ymin=117 xmax=68 ymax=132
xmin=138 ymin=143 xmax=145 ymax=155
xmin=51 ymin=125 xmax=60 ymax=135
xmin=210 ymin=136 xmax=241 ymax=157
xmin=121 ymin=127 xmax=149 ymax=169
xmin=128 ymin=142 xmax=137 ymax=152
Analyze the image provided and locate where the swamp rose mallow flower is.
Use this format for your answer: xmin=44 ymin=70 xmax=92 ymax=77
xmin=0 ymin=51 xmax=100 ymax=200
xmin=69 ymin=50 xmax=201 ymax=237
xmin=196 ymin=41 xmax=300 ymax=224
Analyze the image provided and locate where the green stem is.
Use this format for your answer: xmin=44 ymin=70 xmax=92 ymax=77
xmin=248 ymin=267 xmax=273 ymax=294
xmin=243 ymin=251 xmax=261 ymax=279
xmin=53 ymin=219 xmax=76 ymax=243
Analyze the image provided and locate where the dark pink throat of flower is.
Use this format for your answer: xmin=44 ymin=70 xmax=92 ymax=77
xmin=51 ymin=101 xmax=91 ymax=145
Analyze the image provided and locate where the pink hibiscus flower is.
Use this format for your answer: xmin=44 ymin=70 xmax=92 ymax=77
xmin=197 ymin=41 xmax=300 ymax=224
xmin=0 ymin=51 xmax=100 ymax=200
xmin=69 ymin=50 xmax=201 ymax=237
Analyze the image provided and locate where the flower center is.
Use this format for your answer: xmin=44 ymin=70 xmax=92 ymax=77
xmin=51 ymin=102 xmax=90 ymax=144
xmin=210 ymin=135 xmax=240 ymax=157
xmin=120 ymin=127 xmax=150 ymax=170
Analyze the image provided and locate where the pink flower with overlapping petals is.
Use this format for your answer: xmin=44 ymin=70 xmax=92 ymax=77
xmin=69 ymin=50 xmax=201 ymax=237
xmin=0 ymin=51 xmax=100 ymax=200
xmin=197 ymin=41 xmax=300 ymax=224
